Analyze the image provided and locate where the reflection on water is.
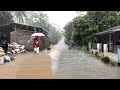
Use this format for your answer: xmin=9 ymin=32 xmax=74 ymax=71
xmin=49 ymin=37 xmax=120 ymax=79
xmin=48 ymin=37 xmax=67 ymax=74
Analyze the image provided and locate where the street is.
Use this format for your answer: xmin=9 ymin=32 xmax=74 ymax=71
xmin=49 ymin=37 xmax=120 ymax=79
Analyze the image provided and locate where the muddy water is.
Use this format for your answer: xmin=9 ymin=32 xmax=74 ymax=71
xmin=49 ymin=37 xmax=120 ymax=79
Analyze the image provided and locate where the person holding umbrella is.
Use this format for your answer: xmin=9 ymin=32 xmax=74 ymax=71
xmin=31 ymin=32 xmax=45 ymax=54
xmin=33 ymin=36 xmax=41 ymax=54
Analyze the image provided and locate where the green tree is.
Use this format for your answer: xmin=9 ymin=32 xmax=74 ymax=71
xmin=47 ymin=24 xmax=62 ymax=45
xmin=0 ymin=11 xmax=14 ymax=25
xmin=72 ymin=16 xmax=89 ymax=46
xmin=25 ymin=11 xmax=49 ymax=30
xmin=13 ymin=11 xmax=28 ymax=23
xmin=64 ymin=21 xmax=74 ymax=44
xmin=25 ymin=11 xmax=62 ymax=45
xmin=85 ymin=11 xmax=120 ymax=33
xmin=64 ymin=11 xmax=120 ymax=48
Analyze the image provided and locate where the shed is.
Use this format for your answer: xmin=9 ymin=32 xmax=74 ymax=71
xmin=0 ymin=23 xmax=49 ymax=51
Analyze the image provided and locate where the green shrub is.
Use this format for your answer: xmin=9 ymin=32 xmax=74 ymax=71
xmin=101 ymin=56 xmax=110 ymax=64
xmin=109 ymin=60 xmax=118 ymax=66
xmin=109 ymin=62 xmax=115 ymax=66
xmin=64 ymin=39 xmax=69 ymax=44
xmin=82 ymin=45 xmax=88 ymax=52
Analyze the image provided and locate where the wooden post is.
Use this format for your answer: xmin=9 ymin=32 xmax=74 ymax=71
xmin=14 ymin=24 xmax=17 ymax=42
xmin=88 ymin=41 xmax=91 ymax=52
xmin=109 ymin=33 xmax=112 ymax=52
xmin=34 ymin=28 xmax=36 ymax=33
xmin=110 ymin=33 xmax=111 ymax=44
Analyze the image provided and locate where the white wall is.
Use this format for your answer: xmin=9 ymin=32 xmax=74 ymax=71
xmin=97 ymin=43 xmax=102 ymax=52
xmin=104 ymin=44 xmax=108 ymax=52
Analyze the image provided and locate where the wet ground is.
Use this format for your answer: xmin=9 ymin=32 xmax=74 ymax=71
xmin=49 ymin=37 xmax=120 ymax=79
xmin=0 ymin=51 xmax=52 ymax=79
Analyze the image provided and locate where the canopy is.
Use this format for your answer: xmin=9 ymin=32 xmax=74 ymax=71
xmin=31 ymin=33 xmax=45 ymax=36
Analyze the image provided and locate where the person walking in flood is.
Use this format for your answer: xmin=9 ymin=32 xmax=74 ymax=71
xmin=33 ymin=36 xmax=41 ymax=54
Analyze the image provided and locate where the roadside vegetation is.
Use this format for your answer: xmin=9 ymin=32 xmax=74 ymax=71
xmin=64 ymin=11 xmax=120 ymax=66
xmin=64 ymin=11 xmax=120 ymax=49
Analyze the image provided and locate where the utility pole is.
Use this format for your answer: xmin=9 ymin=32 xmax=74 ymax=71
xmin=48 ymin=23 xmax=50 ymax=47
xmin=34 ymin=27 xmax=36 ymax=33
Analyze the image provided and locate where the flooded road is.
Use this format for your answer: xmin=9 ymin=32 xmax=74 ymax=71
xmin=49 ymin=37 xmax=120 ymax=79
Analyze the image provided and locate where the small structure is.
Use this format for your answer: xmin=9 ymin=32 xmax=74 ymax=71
xmin=89 ymin=25 xmax=120 ymax=62
xmin=0 ymin=23 xmax=49 ymax=51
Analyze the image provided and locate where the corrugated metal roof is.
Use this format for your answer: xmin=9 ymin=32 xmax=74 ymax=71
xmin=0 ymin=23 xmax=49 ymax=35
xmin=94 ymin=25 xmax=120 ymax=35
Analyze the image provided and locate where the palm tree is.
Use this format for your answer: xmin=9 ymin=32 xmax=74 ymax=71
xmin=13 ymin=11 xmax=28 ymax=23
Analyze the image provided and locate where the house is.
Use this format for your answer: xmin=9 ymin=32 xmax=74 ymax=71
xmin=89 ymin=25 xmax=120 ymax=62
xmin=0 ymin=23 xmax=49 ymax=51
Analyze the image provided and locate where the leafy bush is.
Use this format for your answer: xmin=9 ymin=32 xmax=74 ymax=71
xmin=101 ymin=56 xmax=110 ymax=64
xmin=64 ymin=39 xmax=69 ymax=44
xmin=109 ymin=60 xmax=118 ymax=66
xmin=64 ymin=11 xmax=120 ymax=48
xmin=82 ymin=45 xmax=88 ymax=52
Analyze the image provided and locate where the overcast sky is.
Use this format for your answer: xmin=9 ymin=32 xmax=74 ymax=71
xmin=46 ymin=11 xmax=79 ymax=29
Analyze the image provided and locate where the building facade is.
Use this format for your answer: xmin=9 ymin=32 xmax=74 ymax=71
xmin=0 ymin=23 xmax=49 ymax=51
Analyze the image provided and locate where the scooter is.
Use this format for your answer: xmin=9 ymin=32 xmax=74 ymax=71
xmin=68 ymin=45 xmax=74 ymax=50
